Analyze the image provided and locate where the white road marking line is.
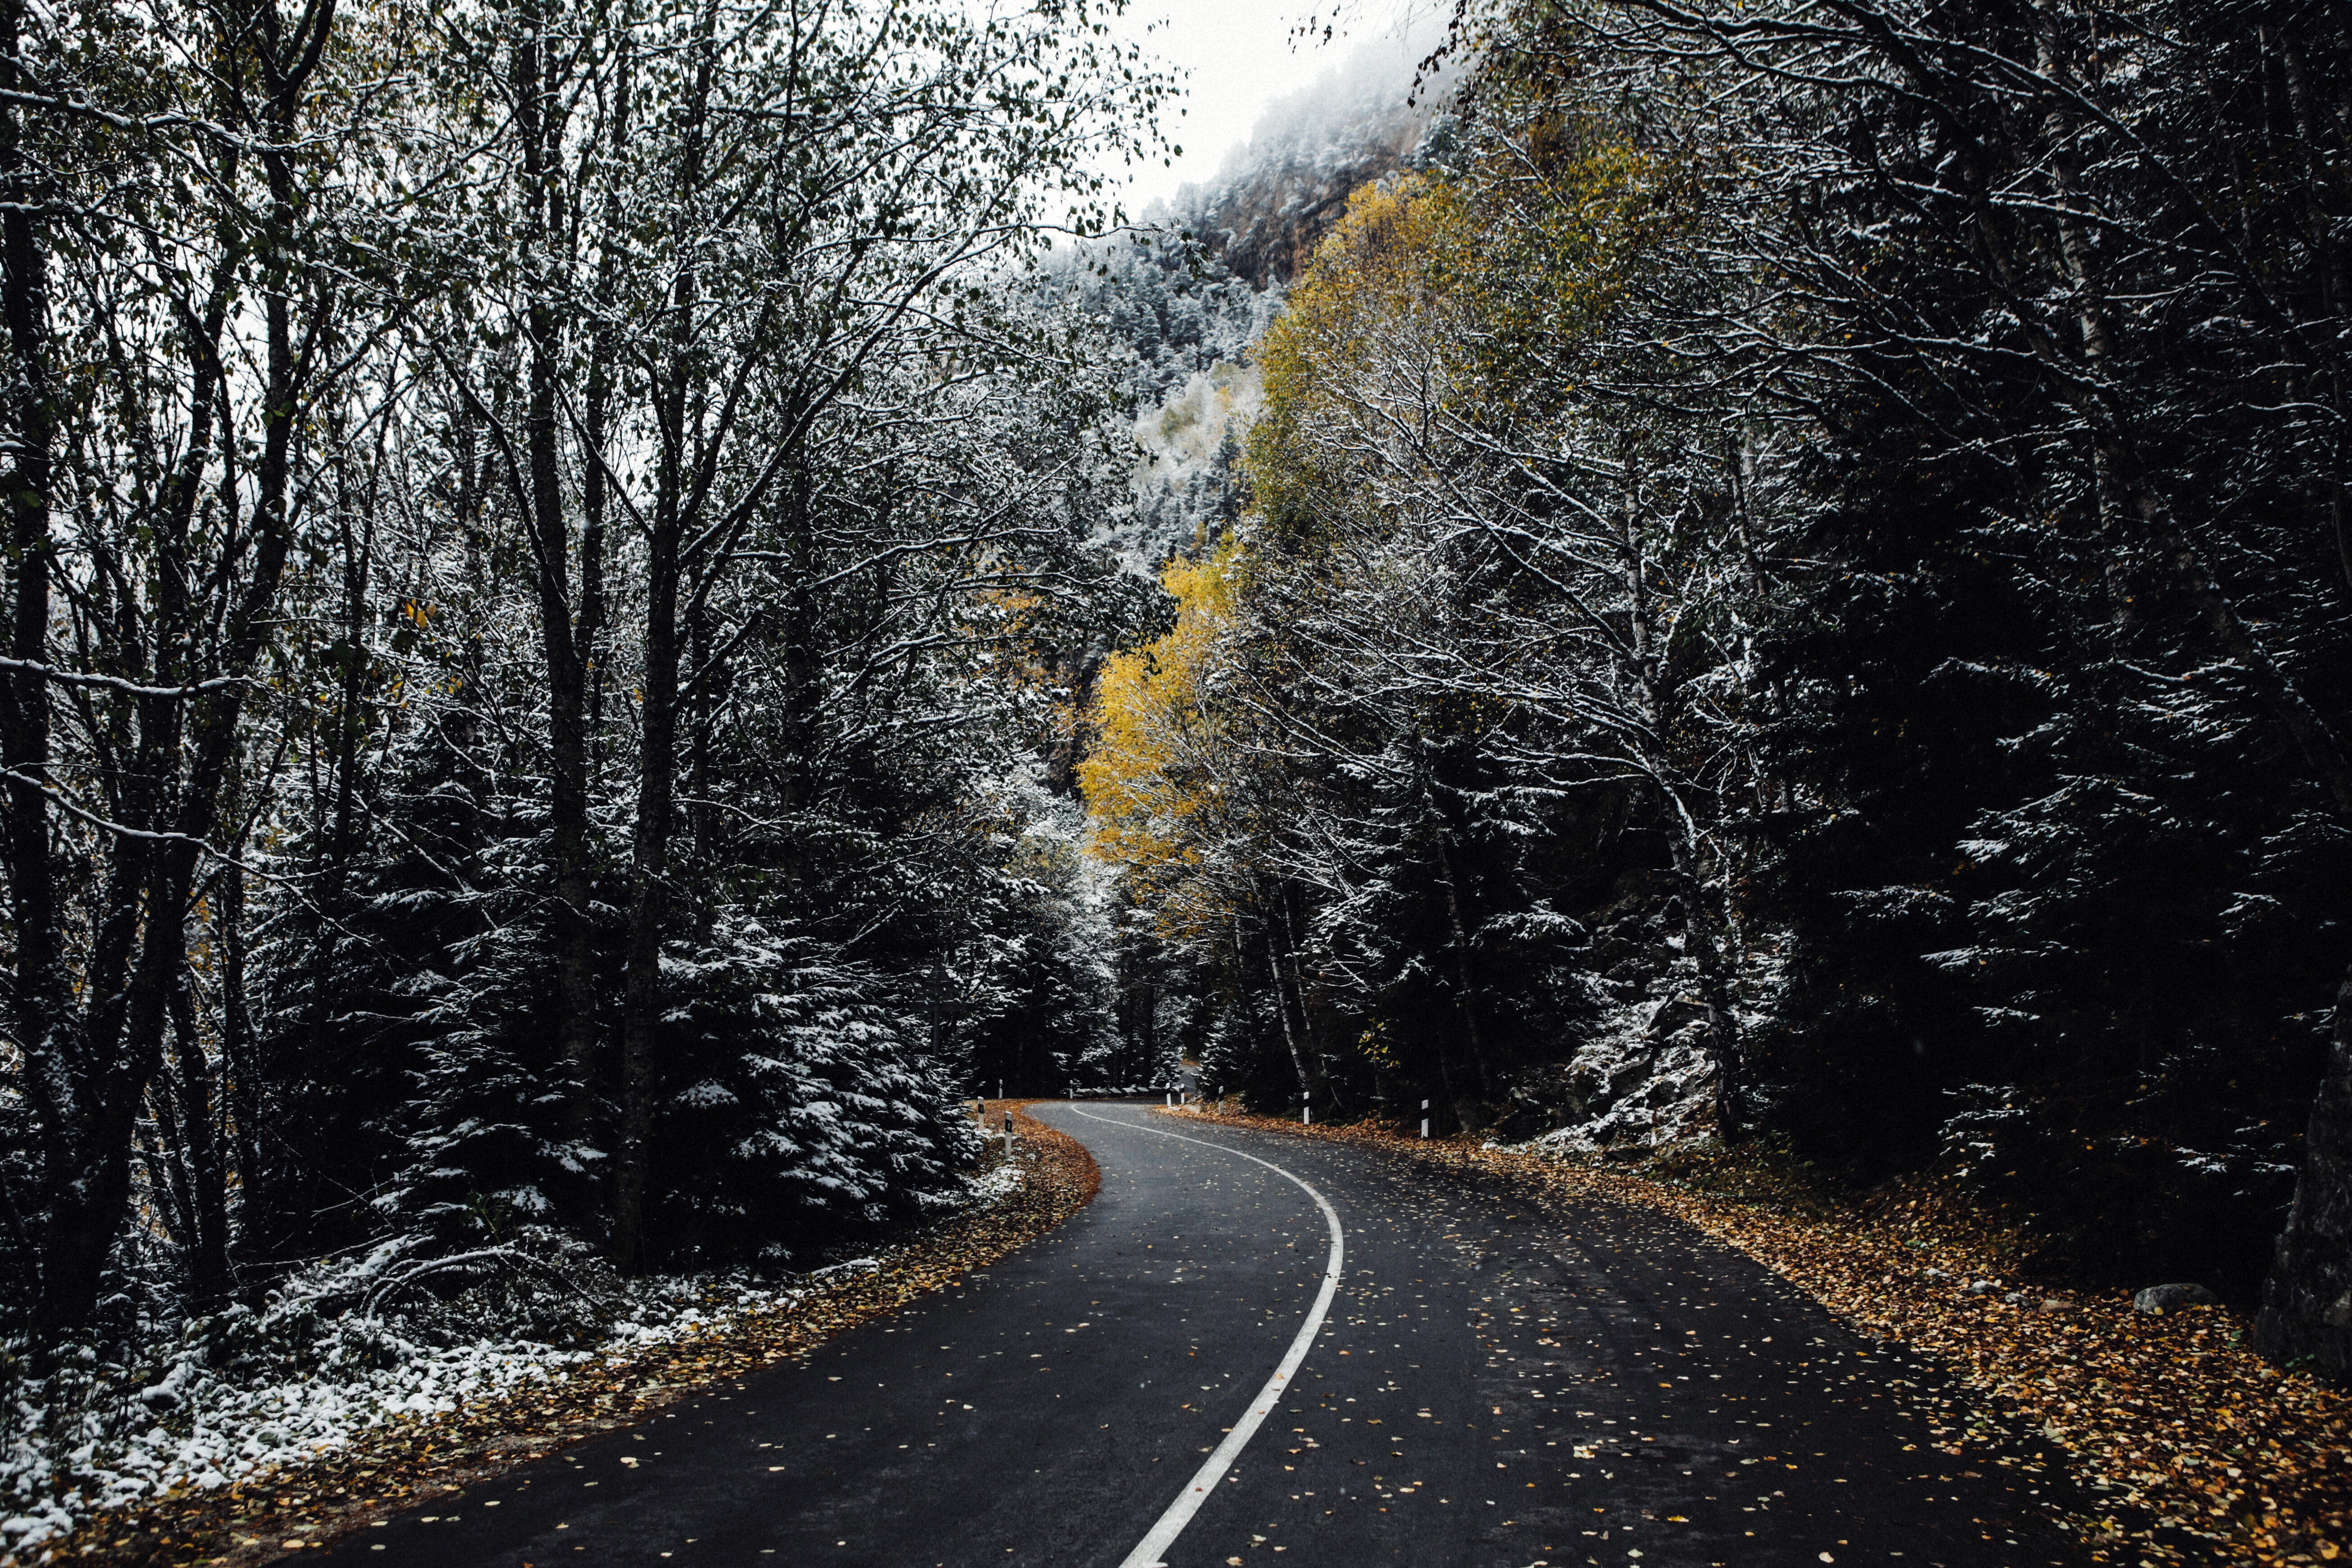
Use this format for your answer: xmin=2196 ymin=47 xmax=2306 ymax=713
xmin=1062 ymin=1106 xmax=1345 ymax=1568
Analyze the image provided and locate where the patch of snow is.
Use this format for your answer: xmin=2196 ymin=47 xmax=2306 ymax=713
xmin=965 ymin=1165 xmax=1025 ymax=1206
xmin=0 ymin=1193 xmax=1013 ymax=1557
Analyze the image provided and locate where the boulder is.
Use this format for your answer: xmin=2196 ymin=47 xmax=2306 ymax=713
xmin=2132 ymin=1282 xmax=2222 ymax=1316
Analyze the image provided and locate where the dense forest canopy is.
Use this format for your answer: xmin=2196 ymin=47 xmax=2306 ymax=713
xmin=1079 ymin=0 xmax=2352 ymax=1382
xmin=5 ymin=0 xmax=2352 ymax=1433
xmin=0 ymin=0 xmax=1173 ymax=1352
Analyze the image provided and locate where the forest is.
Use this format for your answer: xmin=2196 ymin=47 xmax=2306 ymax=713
xmin=0 ymin=0 xmax=1176 ymax=1347
xmin=2 ymin=0 xmax=2351 ymax=1538
xmin=1080 ymin=0 xmax=2352 ymax=1376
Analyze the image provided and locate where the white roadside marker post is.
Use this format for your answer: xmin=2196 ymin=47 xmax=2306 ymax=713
xmin=1302 ymin=1093 xmax=1311 ymax=1127
xmin=1421 ymin=1099 xmax=1430 ymax=1140
xmin=1003 ymin=1110 xmax=1014 ymax=1159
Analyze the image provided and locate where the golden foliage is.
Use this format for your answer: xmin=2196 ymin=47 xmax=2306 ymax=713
xmin=1246 ymin=127 xmax=1686 ymax=540
xmin=1084 ymin=112 xmax=1691 ymax=930
xmin=1078 ymin=539 xmax=1240 ymax=875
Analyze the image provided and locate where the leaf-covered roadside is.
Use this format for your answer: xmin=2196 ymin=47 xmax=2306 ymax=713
xmin=45 ymin=1106 xmax=1097 ymax=1568
xmin=1166 ymin=1105 xmax=2346 ymax=1568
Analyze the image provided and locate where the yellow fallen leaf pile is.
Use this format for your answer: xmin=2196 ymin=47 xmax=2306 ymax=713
xmin=1168 ymin=1103 xmax=2350 ymax=1568
xmin=50 ymin=1103 xmax=1097 ymax=1568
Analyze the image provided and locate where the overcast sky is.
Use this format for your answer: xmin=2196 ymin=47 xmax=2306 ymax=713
xmin=1102 ymin=0 xmax=1430 ymax=214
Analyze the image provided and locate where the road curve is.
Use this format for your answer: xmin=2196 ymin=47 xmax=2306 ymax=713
xmin=321 ymin=1104 xmax=2078 ymax=1568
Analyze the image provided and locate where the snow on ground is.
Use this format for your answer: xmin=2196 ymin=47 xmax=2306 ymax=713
xmin=0 ymin=1164 xmax=1025 ymax=1557
xmin=964 ymin=1164 xmax=1025 ymax=1206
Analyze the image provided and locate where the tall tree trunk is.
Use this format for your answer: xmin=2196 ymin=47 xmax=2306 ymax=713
xmin=305 ymin=488 xmax=370 ymax=1075
xmin=580 ymin=23 xmax=625 ymax=737
xmin=1614 ymin=435 xmax=1740 ymax=1138
xmin=613 ymin=504 xmax=679 ymax=1272
xmin=512 ymin=0 xmax=604 ymax=1164
xmin=220 ymin=857 xmax=259 ymax=1252
xmin=167 ymin=975 xmax=230 ymax=1306
xmin=1278 ymin=884 xmax=1332 ymax=1110
xmin=612 ymin=0 xmax=715 ymax=1269
xmin=1424 ymin=789 xmax=1493 ymax=1113
xmin=1261 ymin=897 xmax=1316 ymax=1107
xmin=0 ymin=0 xmax=83 ymax=1339
xmin=1227 ymin=909 xmax=1285 ymax=1099
xmin=2259 ymin=968 xmax=2352 ymax=1380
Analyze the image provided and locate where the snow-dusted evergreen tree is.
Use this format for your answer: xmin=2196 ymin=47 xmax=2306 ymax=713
xmin=1080 ymin=0 xmax=2352 ymax=1365
xmin=0 ymin=0 xmax=1175 ymax=1342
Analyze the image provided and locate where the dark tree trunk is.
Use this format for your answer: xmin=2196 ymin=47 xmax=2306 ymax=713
xmin=1425 ymin=793 xmax=1493 ymax=1105
xmin=0 ymin=0 xmax=77 ymax=1337
xmin=580 ymin=27 xmax=624 ymax=739
xmin=1227 ymin=910 xmax=1282 ymax=1099
xmin=612 ymin=502 xmax=679 ymax=1272
xmin=612 ymin=5 xmax=712 ymax=1267
xmin=2259 ymin=968 xmax=2352 ymax=1381
xmin=511 ymin=0 xmax=604 ymax=1164
xmin=220 ymin=858 xmax=260 ymax=1254
xmin=167 ymin=976 xmax=230 ymax=1306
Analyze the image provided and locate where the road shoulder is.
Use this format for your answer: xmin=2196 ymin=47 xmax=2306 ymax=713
xmin=1163 ymin=1104 xmax=2343 ymax=1568
xmin=63 ymin=1104 xmax=1098 ymax=1568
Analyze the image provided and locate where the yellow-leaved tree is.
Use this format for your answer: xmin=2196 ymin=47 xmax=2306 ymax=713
xmin=1080 ymin=110 xmax=1726 ymax=1122
xmin=1079 ymin=539 xmax=1241 ymax=900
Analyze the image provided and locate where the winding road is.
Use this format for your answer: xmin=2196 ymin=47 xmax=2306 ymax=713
xmin=326 ymin=1104 xmax=2078 ymax=1568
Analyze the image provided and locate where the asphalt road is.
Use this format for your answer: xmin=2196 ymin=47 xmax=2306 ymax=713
xmin=323 ymin=1104 xmax=2079 ymax=1568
